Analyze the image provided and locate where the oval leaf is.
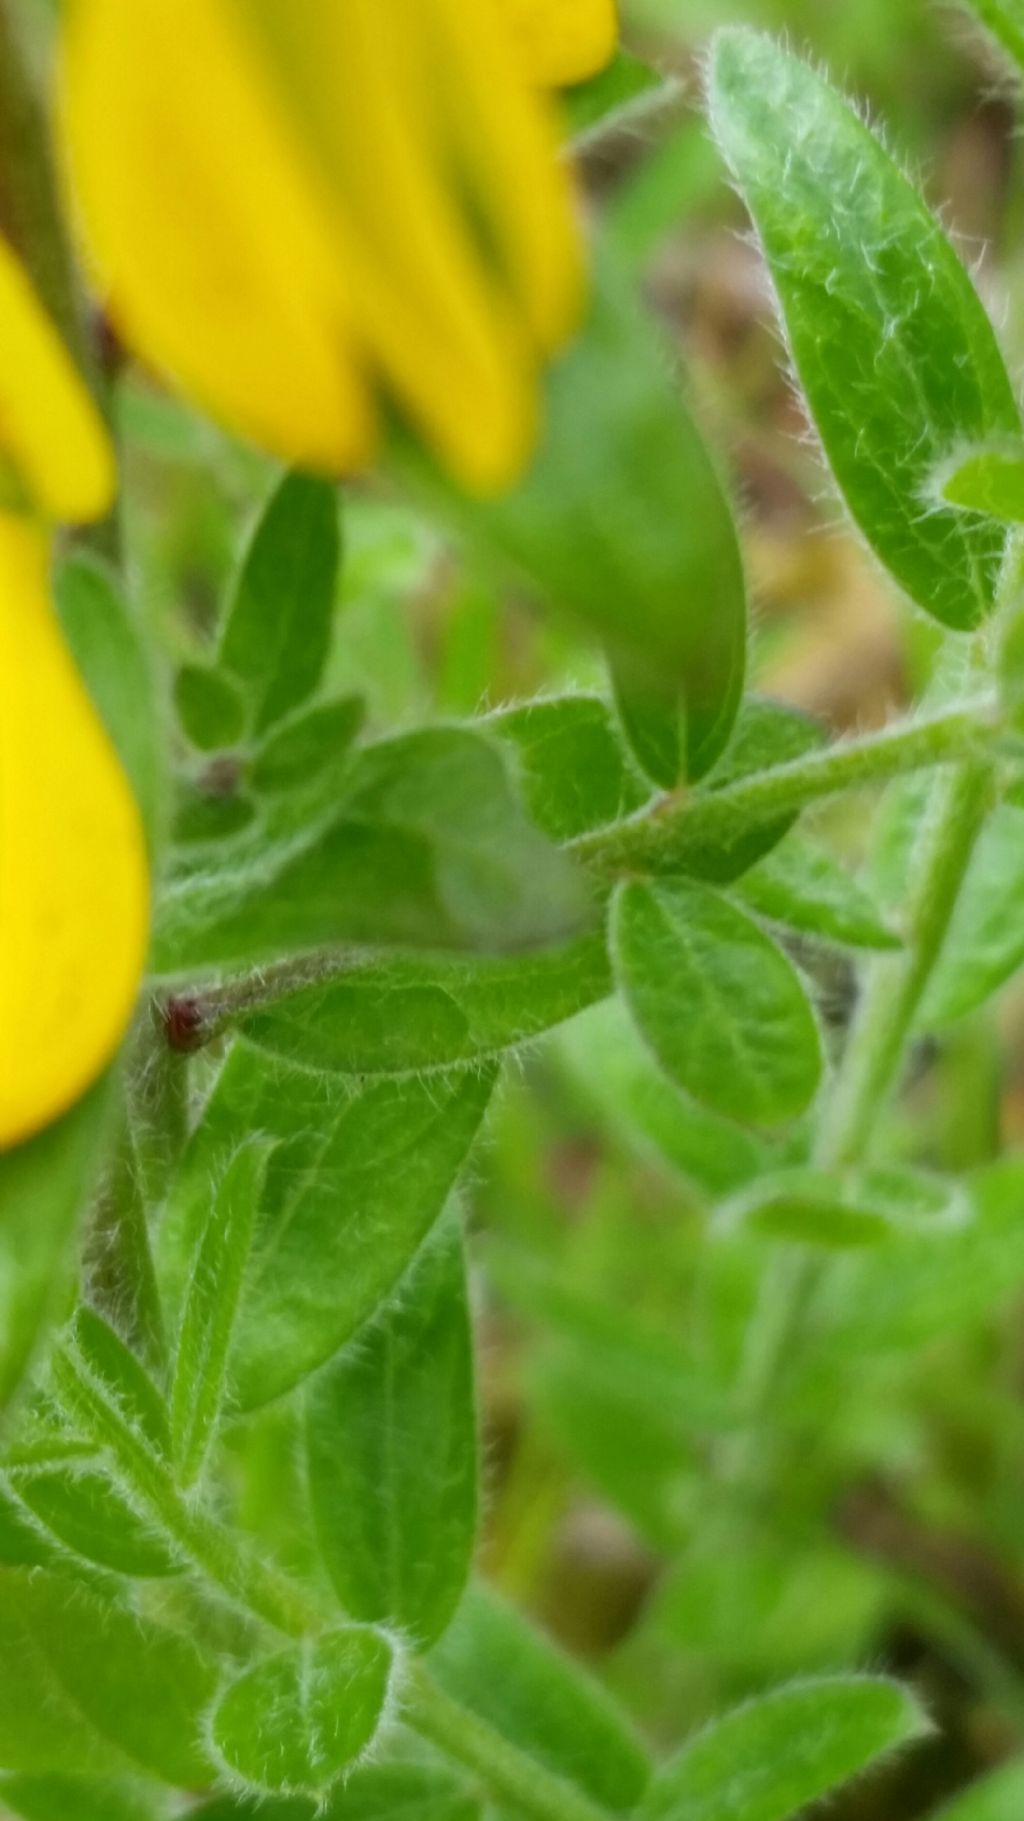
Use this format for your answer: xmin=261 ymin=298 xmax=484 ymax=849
xmin=210 ymin=1628 xmax=394 ymax=1798
xmin=613 ymin=880 xmax=823 ymax=1126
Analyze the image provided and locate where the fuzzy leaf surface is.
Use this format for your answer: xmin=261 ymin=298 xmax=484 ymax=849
xmin=307 ymin=1219 xmax=476 ymax=1648
xmin=708 ymin=30 xmax=1018 ymax=628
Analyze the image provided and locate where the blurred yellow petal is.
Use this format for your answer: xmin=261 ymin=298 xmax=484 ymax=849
xmin=501 ymin=0 xmax=618 ymax=86
xmin=239 ymin=0 xmax=556 ymax=491
xmin=426 ymin=0 xmax=584 ymax=353
xmin=0 ymin=234 xmax=114 ymax=523
xmin=62 ymin=0 xmax=588 ymax=492
xmin=0 ymin=517 xmax=149 ymax=1149
xmin=62 ymin=0 xmax=372 ymax=475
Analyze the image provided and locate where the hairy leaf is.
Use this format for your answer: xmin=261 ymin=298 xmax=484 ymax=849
xmin=209 ymin=1628 xmax=394 ymax=1797
xmin=735 ymin=836 xmax=901 ymax=950
xmin=613 ymin=881 xmax=823 ymax=1125
xmin=639 ymin=1675 xmax=927 ymax=1821
xmin=160 ymin=1044 xmax=493 ymax=1407
xmin=219 ymin=470 xmax=342 ymax=734
xmin=307 ymin=1219 xmax=476 ymax=1648
xmin=708 ymin=31 xmax=1018 ymax=628
xmin=242 ymin=931 xmax=611 ymax=1077
xmin=170 ymin=1139 xmax=273 ymax=1484
xmin=154 ymin=728 xmax=590 ymax=971
xmin=0 ymin=1568 xmax=216 ymax=1783
xmin=430 ymin=1583 xmax=650 ymax=1812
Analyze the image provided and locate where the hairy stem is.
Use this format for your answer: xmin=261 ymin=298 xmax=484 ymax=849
xmin=574 ymin=696 xmax=996 ymax=877
xmin=404 ymin=1661 xmax=610 ymax=1821
xmin=159 ymin=697 xmax=1001 ymax=1053
xmin=815 ymin=757 xmax=993 ymax=1168
xmin=55 ymin=1342 xmax=615 ymax=1821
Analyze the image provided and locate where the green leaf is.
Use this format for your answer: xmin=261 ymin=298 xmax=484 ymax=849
xmin=610 ymin=658 xmax=683 ymax=792
xmin=174 ymin=663 xmax=247 ymax=752
xmin=820 ymin=1157 xmax=1024 ymax=1350
xmin=403 ymin=259 xmax=746 ymax=782
xmin=707 ymin=30 xmax=1019 ymax=629
xmin=54 ymin=553 xmax=164 ymax=845
xmin=486 ymin=694 xmax=649 ymax=840
xmin=718 ymin=1165 xmax=965 ymax=1248
xmin=0 ymin=1776 xmax=169 ymax=1821
xmin=209 ymin=1628 xmax=394 ymax=1797
xmin=919 ymin=802 xmax=1024 ymax=1026
xmin=160 ymin=1043 xmax=493 ymax=1408
xmin=0 ymin=1085 xmax=112 ymax=1411
xmin=639 ymin=1675 xmax=927 ymax=1821
xmin=613 ymin=880 xmax=823 ymax=1126
xmin=0 ymin=1484 xmax=57 ymax=1568
xmin=242 ymin=931 xmax=611 ymax=1078
xmin=189 ymin=1762 xmax=480 ymax=1821
xmin=684 ymin=699 xmax=824 ymax=884
xmin=559 ymin=999 xmax=776 ymax=1196
xmin=307 ymin=1218 xmax=476 ymax=1649
xmin=170 ymin=1139 xmax=273 ymax=1486
xmin=936 ymin=441 xmax=1024 ymax=523
xmin=0 ymin=1567 xmax=216 ymax=1783
xmin=154 ymin=728 xmax=591 ymax=972
xmin=565 ymin=49 xmax=676 ymax=148
xmin=218 ymin=469 xmax=342 ymax=734
xmin=249 ymin=696 xmax=365 ymax=795
xmin=734 ymin=836 xmax=901 ymax=950
xmin=931 ymin=1758 xmax=1024 ymax=1820
xmin=70 ymin=1307 xmax=171 ymax=1458
xmin=430 ymin=1583 xmax=650 ymax=1812
xmin=11 ymin=1461 xmax=180 ymax=1578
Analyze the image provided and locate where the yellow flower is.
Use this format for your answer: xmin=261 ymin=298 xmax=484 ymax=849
xmin=60 ymin=0 xmax=614 ymax=494
xmin=506 ymin=0 xmax=618 ymax=86
xmin=0 ymin=233 xmax=148 ymax=1150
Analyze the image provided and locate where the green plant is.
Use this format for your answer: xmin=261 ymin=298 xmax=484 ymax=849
xmin=11 ymin=4 xmax=1024 ymax=1820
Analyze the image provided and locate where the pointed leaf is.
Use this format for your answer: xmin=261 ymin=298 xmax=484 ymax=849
xmin=170 ymin=1139 xmax=273 ymax=1485
xmin=708 ymin=31 xmax=1018 ymax=627
xmin=937 ymin=441 xmax=1024 ymax=523
xmin=160 ymin=1044 xmax=493 ymax=1408
xmin=307 ymin=1219 xmax=477 ymax=1648
xmin=219 ymin=470 xmax=341 ymax=734
xmin=639 ymin=1675 xmax=928 ymax=1821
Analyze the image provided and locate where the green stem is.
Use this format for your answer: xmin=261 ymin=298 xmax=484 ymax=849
xmin=575 ymin=696 xmax=997 ymax=878
xmin=158 ymin=698 xmax=1001 ymax=1053
xmin=815 ymin=757 xmax=993 ymax=1168
xmin=162 ymin=948 xmax=358 ymax=1053
xmin=55 ymin=1342 xmax=615 ymax=1821
xmin=404 ymin=1662 xmax=610 ymax=1821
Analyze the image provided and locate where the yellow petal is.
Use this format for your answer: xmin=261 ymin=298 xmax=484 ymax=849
xmin=0 ymin=516 xmax=149 ymax=1149
xmin=0 ymin=234 xmax=114 ymax=523
xmin=425 ymin=0 xmax=585 ymax=354
xmin=60 ymin=0 xmax=373 ymax=475
xmin=501 ymin=0 xmax=618 ymax=86
xmin=234 ymin=0 xmax=545 ymax=492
